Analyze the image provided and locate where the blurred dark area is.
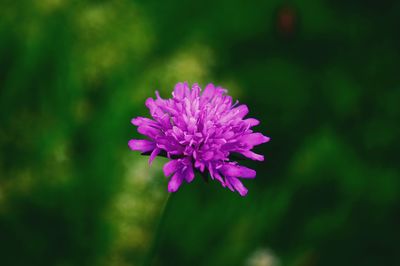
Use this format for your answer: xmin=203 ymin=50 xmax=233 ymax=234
xmin=0 ymin=0 xmax=399 ymax=266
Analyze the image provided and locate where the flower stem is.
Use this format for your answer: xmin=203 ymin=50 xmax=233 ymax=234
xmin=142 ymin=193 xmax=172 ymax=266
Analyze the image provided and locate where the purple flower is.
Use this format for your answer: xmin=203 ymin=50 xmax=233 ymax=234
xmin=128 ymin=82 xmax=270 ymax=196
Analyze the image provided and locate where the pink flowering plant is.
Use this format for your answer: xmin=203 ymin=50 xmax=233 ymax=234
xmin=128 ymin=82 xmax=269 ymax=196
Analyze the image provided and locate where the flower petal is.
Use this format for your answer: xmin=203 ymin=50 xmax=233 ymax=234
xmin=224 ymin=178 xmax=235 ymax=192
xmin=173 ymin=82 xmax=189 ymax=99
xmin=220 ymin=164 xmax=256 ymax=178
xmin=227 ymin=177 xmax=248 ymax=196
xmin=201 ymin=83 xmax=218 ymax=103
xmin=131 ymin=117 xmax=159 ymax=127
xmin=163 ymin=159 xmax=180 ymax=177
xmin=233 ymin=104 xmax=249 ymax=119
xmin=184 ymin=165 xmax=195 ymax=183
xmin=168 ymin=171 xmax=183 ymax=192
xmin=240 ymin=150 xmax=264 ymax=161
xmin=213 ymin=172 xmax=225 ymax=186
xmin=137 ymin=125 xmax=161 ymax=139
xmin=156 ymin=136 xmax=183 ymax=154
xmin=239 ymin=133 xmax=270 ymax=147
xmin=191 ymin=84 xmax=201 ymax=98
xmin=149 ymin=148 xmax=161 ymax=165
xmin=202 ymin=151 xmax=214 ymax=161
xmin=243 ymin=118 xmax=260 ymax=127
xmin=128 ymin=139 xmax=155 ymax=152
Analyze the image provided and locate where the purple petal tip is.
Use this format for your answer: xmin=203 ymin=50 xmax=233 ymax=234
xmin=168 ymin=172 xmax=183 ymax=192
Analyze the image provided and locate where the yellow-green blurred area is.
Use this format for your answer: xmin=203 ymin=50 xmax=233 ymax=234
xmin=0 ymin=0 xmax=399 ymax=265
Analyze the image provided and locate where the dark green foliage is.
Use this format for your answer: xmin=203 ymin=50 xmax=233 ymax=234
xmin=0 ymin=1 xmax=399 ymax=266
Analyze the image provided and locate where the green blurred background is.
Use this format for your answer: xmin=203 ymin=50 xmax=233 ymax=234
xmin=0 ymin=0 xmax=399 ymax=265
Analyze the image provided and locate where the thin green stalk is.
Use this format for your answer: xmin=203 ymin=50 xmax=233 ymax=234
xmin=142 ymin=193 xmax=172 ymax=266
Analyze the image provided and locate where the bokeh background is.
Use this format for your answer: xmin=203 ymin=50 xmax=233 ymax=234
xmin=1 ymin=0 xmax=399 ymax=265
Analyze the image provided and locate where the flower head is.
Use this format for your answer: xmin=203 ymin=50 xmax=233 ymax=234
xmin=129 ymin=82 xmax=270 ymax=196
